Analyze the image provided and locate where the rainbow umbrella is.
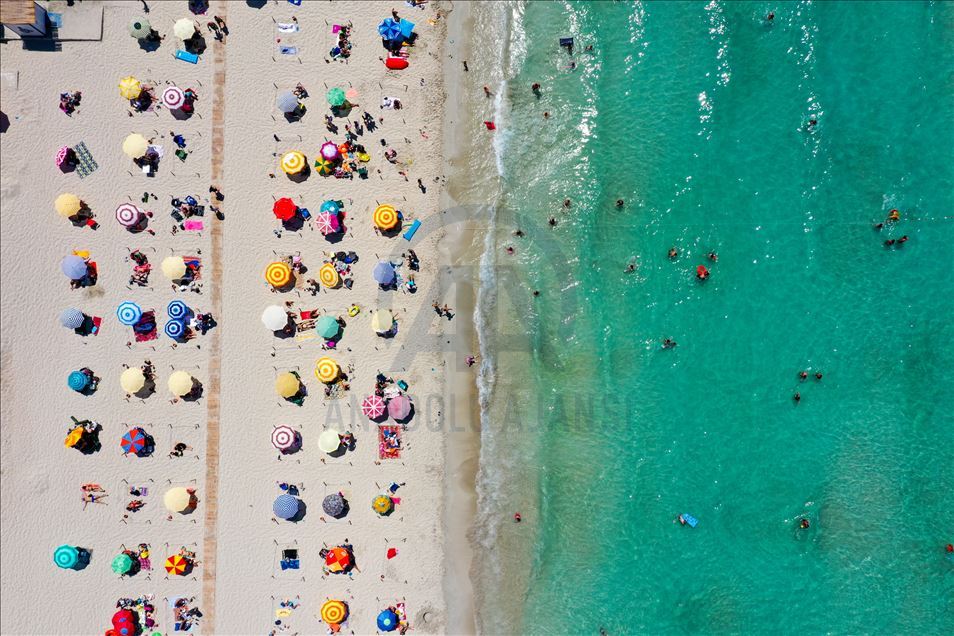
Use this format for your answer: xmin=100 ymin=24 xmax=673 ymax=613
xmin=164 ymin=554 xmax=189 ymax=575
xmin=112 ymin=553 xmax=133 ymax=575
xmin=271 ymin=425 xmax=297 ymax=451
xmin=273 ymin=494 xmax=300 ymax=520
xmin=388 ymin=394 xmax=412 ymax=420
xmin=167 ymin=300 xmax=191 ymax=320
xmin=315 ymin=211 xmax=340 ymax=236
xmin=265 ymin=262 xmax=293 ymax=288
xmin=314 ymin=157 xmax=334 ymax=176
xmin=362 ymin=395 xmax=386 ymax=419
xmin=164 ymin=319 xmax=187 ymax=340
xmin=373 ymin=204 xmax=399 ymax=231
xmin=320 ymin=200 xmax=341 ymax=215
xmin=162 ymin=86 xmax=185 ymax=110
xmin=273 ymin=197 xmax=297 ymax=221
xmin=372 ymin=495 xmax=394 ymax=515
xmin=325 ymin=546 xmax=351 ymax=573
xmin=120 ymin=427 xmax=147 ymax=455
xmin=116 ymin=301 xmax=143 ymax=326
xmin=377 ymin=609 xmax=399 ymax=632
xmin=320 ymin=141 xmax=340 ymax=160
xmin=68 ymin=370 xmax=90 ymax=392
xmin=54 ymin=545 xmax=80 ymax=569
xmin=115 ymin=203 xmax=142 ymax=228
xmin=316 ymin=315 xmax=340 ymax=339
xmin=320 ymin=600 xmax=348 ymax=625
xmin=61 ymin=308 xmax=85 ymax=329
xmin=61 ymin=255 xmax=88 ymax=280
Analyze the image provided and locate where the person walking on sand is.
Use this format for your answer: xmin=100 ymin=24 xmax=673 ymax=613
xmin=483 ymin=85 xmax=492 ymax=98
xmin=432 ymin=302 xmax=443 ymax=317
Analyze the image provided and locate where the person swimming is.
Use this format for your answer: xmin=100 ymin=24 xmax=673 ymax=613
xmin=668 ymin=247 xmax=678 ymax=259
xmin=887 ymin=209 xmax=900 ymax=222
xmin=662 ymin=338 xmax=677 ymax=349
xmin=793 ymin=392 xmax=801 ymax=403
xmin=815 ymin=372 xmax=823 ymax=380
xmin=799 ymin=518 xmax=810 ymax=529
xmin=799 ymin=371 xmax=808 ymax=380
xmin=696 ymin=265 xmax=710 ymax=280
xmin=563 ymin=198 xmax=571 ymax=208
xmin=531 ymin=82 xmax=541 ymax=97
xmin=708 ymin=252 xmax=718 ymax=262
xmin=548 ymin=217 xmax=557 ymax=227
xmin=616 ymin=199 xmax=624 ymax=208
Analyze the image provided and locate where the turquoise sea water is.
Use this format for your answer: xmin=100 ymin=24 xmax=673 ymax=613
xmin=472 ymin=1 xmax=954 ymax=633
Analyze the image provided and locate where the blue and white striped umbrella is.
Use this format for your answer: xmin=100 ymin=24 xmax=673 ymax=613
xmin=164 ymin=319 xmax=186 ymax=340
xmin=60 ymin=308 xmax=85 ymax=329
xmin=116 ymin=301 xmax=143 ymax=326
xmin=167 ymin=300 xmax=192 ymax=320
xmin=273 ymin=494 xmax=300 ymax=520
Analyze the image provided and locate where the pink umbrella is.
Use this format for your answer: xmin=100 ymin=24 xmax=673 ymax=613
xmin=388 ymin=394 xmax=411 ymax=421
xmin=362 ymin=395 xmax=386 ymax=419
xmin=345 ymin=88 xmax=359 ymax=101
xmin=163 ymin=86 xmax=185 ymax=110
xmin=271 ymin=425 xmax=297 ymax=452
xmin=115 ymin=203 xmax=142 ymax=227
xmin=320 ymin=141 xmax=339 ymax=160
xmin=55 ymin=146 xmax=71 ymax=166
xmin=315 ymin=211 xmax=340 ymax=236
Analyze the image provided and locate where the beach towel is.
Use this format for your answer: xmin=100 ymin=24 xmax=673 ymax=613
xmin=378 ymin=425 xmax=402 ymax=459
xmin=279 ymin=45 xmax=299 ymax=56
xmin=277 ymin=23 xmax=299 ymax=33
xmin=183 ymin=220 xmax=204 ymax=231
xmin=90 ymin=316 xmax=102 ymax=335
xmin=74 ymin=142 xmax=99 ymax=178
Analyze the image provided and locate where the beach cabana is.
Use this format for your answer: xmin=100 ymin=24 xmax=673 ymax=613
xmin=118 ymin=76 xmax=142 ymax=100
xmin=265 ymin=261 xmax=293 ymax=289
xmin=317 ymin=429 xmax=341 ymax=454
xmin=120 ymin=367 xmax=146 ymax=394
xmin=322 ymin=493 xmax=347 ymax=518
xmin=372 ymin=495 xmax=394 ymax=516
xmin=314 ymin=357 xmax=340 ymax=383
xmin=362 ymin=395 xmax=386 ymax=419
xmin=261 ymin=305 xmax=289 ymax=331
xmin=325 ymin=546 xmax=351 ymax=573
xmin=272 ymin=197 xmax=297 ymax=221
xmin=318 ymin=263 xmax=340 ymax=288
xmin=111 ymin=553 xmax=133 ymax=575
xmin=373 ymin=204 xmax=399 ymax=231
xmin=53 ymin=545 xmax=80 ymax=570
xmin=271 ymin=425 xmax=298 ymax=453
xmin=161 ymin=256 xmax=188 ymax=281
xmin=164 ymin=487 xmax=195 ymax=513
xmin=122 ymin=133 xmax=149 ymax=160
xmin=388 ymin=394 xmax=412 ymax=421
xmin=373 ymin=261 xmax=397 ymax=286
xmin=275 ymin=372 xmax=302 ymax=399
xmin=55 ymin=193 xmax=82 ymax=217
xmin=316 ymin=315 xmax=340 ymax=339
xmin=280 ymin=151 xmax=306 ymax=175
xmin=320 ymin=600 xmax=349 ymax=626
xmin=273 ymin=494 xmax=300 ymax=520
xmin=168 ymin=371 xmax=193 ymax=397
xmin=371 ymin=310 xmax=395 ymax=335
xmin=377 ymin=608 xmax=399 ymax=632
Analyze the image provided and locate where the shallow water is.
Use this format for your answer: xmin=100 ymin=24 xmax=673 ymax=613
xmin=471 ymin=1 xmax=954 ymax=633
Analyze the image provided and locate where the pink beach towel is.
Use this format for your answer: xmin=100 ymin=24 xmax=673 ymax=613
xmin=183 ymin=220 xmax=204 ymax=231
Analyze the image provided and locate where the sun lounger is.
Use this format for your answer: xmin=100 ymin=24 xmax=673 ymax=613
xmin=175 ymin=49 xmax=199 ymax=64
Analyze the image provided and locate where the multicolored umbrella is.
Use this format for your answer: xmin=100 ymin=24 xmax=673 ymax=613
xmin=314 ymin=157 xmax=334 ymax=176
xmin=322 ymin=493 xmax=346 ymax=517
xmin=65 ymin=426 xmax=84 ymax=448
xmin=55 ymin=193 xmax=82 ymax=217
xmin=122 ymin=133 xmax=149 ymax=159
xmin=68 ymin=370 xmax=90 ymax=392
xmin=121 ymin=427 xmax=147 ymax=455
xmin=164 ymin=487 xmax=193 ymax=513
xmin=320 ymin=200 xmax=341 ymax=215
xmin=168 ymin=371 xmax=193 ymax=396
xmin=60 ymin=307 xmax=86 ymax=329
xmin=265 ymin=261 xmax=293 ymax=288
xmin=320 ymin=141 xmax=340 ymax=160
xmin=320 ymin=600 xmax=348 ymax=625
xmin=372 ymin=261 xmax=397 ymax=285
xmin=388 ymin=394 xmax=412 ymax=420
xmin=378 ymin=18 xmax=402 ymax=41
xmin=115 ymin=203 xmax=142 ymax=228
xmin=120 ymin=367 xmax=146 ymax=393
xmin=116 ymin=301 xmax=143 ymax=326
xmin=161 ymin=256 xmax=188 ymax=280
xmin=316 ymin=211 xmax=341 ymax=236
xmin=55 ymin=146 xmax=72 ymax=167
xmin=275 ymin=372 xmax=301 ymax=398
xmin=325 ymin=546 xmax=351 ymax=573
xmin=377 ymin=609 xmax=399 ymax=632
xmin=167 ymin=300 xmax=191 ymax=320
xmin=273 ymin=197 xmax=297 ymax=221
xmin=326 ymin=87 xmax=346 ymax=107
xmin=316 ymin=315 xmax=340 ymax=339
xmin=271 ymin=425 xmax=297 ymax=451
xmin=164 ymin=554 xmax=189 ymax=575
xmin=54 ymin=545 xmax=80 ymax=569
xmin=317 ymin=429 xmax=341 ymax=454
xmin=164 ymin=319 xmax=186 ymax=340
xmin=119 ymin=76 xmax=142 ymax=100
xmin=319 ymin=263 xmax=340 ymax=288
xmin=273 ymin=494 xmax=300 ymax=520
xmin=314 ymin=357 xmax=339 ymax=383
xmin=261 ymin=305 xmax=288 ymax=331
xmin=361 ymin=395 xmax=386 ymax=419
xmin=162 ymin=86 xmax=185 ymax=110
xmin=372 ymin=495 xmax=394 ymax=515
xmin=371 ymin=310 xmax=394 ymax=334
xmin=373 ymin=204 xmax=399 ymax=230
xmin=173 ymin=18 xmax=196 ymax=40
xmin=61 ymin=255 xmax=88 ymax=280
xmin=280 ymin=151 xmax=306 ymax=175
xmin=112 ymin=553 xmax=133 ymax=575
xmin=129 ymin=17 xmax=151 ymax=39
xmin=276 ymin=91 xmax=299 ymax=114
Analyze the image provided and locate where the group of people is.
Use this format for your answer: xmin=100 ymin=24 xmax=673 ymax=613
xmin=128 ymin=250 xmax=152 ymax=287
xmin=330 ymin=22 xmax=353 ymax=60
xmin=59 ymin=91 xmax=82 ymax=116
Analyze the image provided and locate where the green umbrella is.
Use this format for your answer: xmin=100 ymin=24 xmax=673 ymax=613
xmin=326 ymin=87 xmax=346 ymax=107
xmin=129 ymin=17 xmax=151 ymax=39
xmin=112 ymin=553 xmax=133 ymax=575
xmin=316 ymin=315 xmax=340 ymax=339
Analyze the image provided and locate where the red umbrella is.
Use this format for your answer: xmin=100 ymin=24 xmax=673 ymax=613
xmin=120 ymin=427 xmax=147 ymax=455
xmin=112 ymin=610 xmax=135 ymax=636
xmin=273 ymin=198 xmax=297 ymax=221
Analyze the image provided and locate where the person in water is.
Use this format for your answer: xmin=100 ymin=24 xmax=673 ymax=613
xmin=668 ymin=247 xmax=678 ymax=259
xmin=800 ymin=518 xmax=810 ymax=529
xmin=662 ymin=338 xmax=677 ymax=349
xmin=887 ymin=209 xmax=900 ymax=222
xmin=513 ymin=512 xmax=522 ymax=523
xmin=531 ymin=82 xmax=541 ymax=97
xmin=616 ymin=199 xmax=624 ymax=208
xmin=898 ymin=235 xmax=909 ymax=244
xmin=793 ymin=392 xmax=801 ymax=403
xmin=696 ymin=265 xmax=710 ymax=280
xmin=708 ymin=252 xmax=718 ymax=262
xmin=548 ymin=217 xmax=557 ymax=227
xmin=563 ymin=198 xmax=571 ymax=208
xmin=815 ymin=372 xmax=823 ymax=380
xmin=799 ymin=371 xmax=808 ymax=380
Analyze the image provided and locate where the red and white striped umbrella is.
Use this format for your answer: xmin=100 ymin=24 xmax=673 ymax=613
xmin=315 ymin=211 xmax=341 ymax=236
xmin=163 ymin=86 xmax=185 ymax=110
xmin=115 ymin=203 xmax=142 ymax=227
xmin=361 ymin=395 xmax=386 ymax=419
xmin=271 ymin=425 xmax=297 ymax=451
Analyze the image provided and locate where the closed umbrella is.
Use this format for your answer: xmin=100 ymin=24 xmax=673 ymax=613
xmin=372 ymin=495 xmax=394 ymax=515
xmin=161 ymin=256 xmax=187 ymax=280
xmin=276 ymin=91 xmax=299 ymax=114
xmin=68 ymin=370 xmax=90 ymax=392
xmin=372 ymin=261 xmax=396 ymax=285
xmin=168 ymin=370 xmax=193 ymax=396
xmin=271 ymin=425 xmax=297 ymax=451
xmin=320 ymin=600 xmax=348 ymax=626
xmin=61 ymin=255 xmax=88 ymax=280
xmin=373 ymin=204 xmax=398 ymax=230
xmin=122 ymin=133 xmax=149 ymax=159
xmin=265 ymin=262 xmax=293 ymax=288
xmin=119 ymin=76 xmax=142 ymax=100
xmin=388 ymin=394 xmax=411 ymax=420
xmin=318 ymin=429 xmax=341 ymax=454
xmin=275 ymin=372 xmax=301 ymax=398
xmin=273 ymin=494 xmax=300 ymax=520
xmin=318 ymin=263 xmax=340 ymax=288
xmin=371 ymin=310 xmax=394 ymax=334
xmin=314 ymin=357 xmax=339 ymax=383
xmin=173 ymin=18 xmax=196 ymax=40
xmin=315 ymin=211 xmax=340 ymax=235
xmin=320 ymin=141 xmax=340 ymax=160
xmin=167 ymin=300 xmax=191 ymax=320
xmin=112 ymin=553 xmax=133 ymax=575
xmin=320 ymin=200 xmax=341 ymax=215
xmin=361 ymin=395 xmax=386 ymax=419
xmin=60 ymin=308 xmax=85 ymax=329
xmin=120 ymin=367 xmax=146 ymax=393
xmin=164 ymin=487 xmax=194 ymax=513
xmin=326 ymin=87 xmax=346 ymax=107
xmin=261 ymin=305 xmax=288 ymax=331
xmin=280 ymin=151 xmax=306 ymax=175
xmin=272 ymin=197 xmax=297 ymax=221
xmin=316 ymin=315 xmax=340 ymax=339
xmin=322 ymin=493 xmax=346 ymax=517
xmin=128 ymin=17 xmax=151 ymax=39
xmin=164 ymin=319 xmax=186 ymax=340
xmin=116 ymin=301 xmax=143 ymax=326
xmin=115 ymin=203 xmax=142 ymax=228
xmin=55 ymin=193 xmax=82 ymax=217
xmin=325 ymin=547 xmax=351 ymax=573
xmin=54 ymin=545 xmax=80 ymax=569
xmin=121 ymin=427 xmax=147 ymax=455
xmin=162 ymin=86 xmax=185 ymax=110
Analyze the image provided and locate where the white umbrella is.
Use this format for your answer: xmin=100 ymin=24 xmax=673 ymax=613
xmin=261 ymin=305 xmax=289 ymax=331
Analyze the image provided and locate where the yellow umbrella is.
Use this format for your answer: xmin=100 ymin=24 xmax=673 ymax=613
xmin=373 ymin=204 xmax=398 ymax=230
xmin=318 ymin=263 xmax=340 ymax=288
xmin=122 ymin=133 xmax=149 ymax=159
xmin=280 ymin=151 xmax=306 ymax=175
xmin=164 ymin=486 xmax=193 ymax=513
xmin=173 ymin=18 xmax=196 ymax=40
xmin=55 ymin=193 xmax=82 ymax=217
xmin=320 ymin=600 xmax=348 ymax=625
xmin=371 ymin=310 xmax=394 ymax=334
xmin=118 ymin=76 xmax=142 ymax=100
xmin=265 ymin=262 xmax=293 ymax=288
xmin=168 ymin=370 xmax=193 ymax=397
xmin=120 ymin=367 xmax=146 ymax=393
xmin=317 ymin=429 xmax=341 ymax=454
xmin=275 ymin=372 xmax=301 ymax=398
xmin=372 ymin=495 xmax=394 ymax=515
xmin=65 ymin=426 xmax=84 ymax=448
xmin=314 ymin=357 xmax=339 ymax=383
xmin=161 ymin=256 xmax=187 ymax=280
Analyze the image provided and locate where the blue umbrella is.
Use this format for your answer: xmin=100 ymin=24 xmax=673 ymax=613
xmin=377 ymin=18 xmax=402 ymax=41
xmin=372 ymin=261 xmax=396 ymax=285
xmin=167 ymin=300 xmax=192 ymax=320
xmin=61 ymin=255 xmax=88 ymax=280
xmin=320 ymin=200 xmax=341 ymax=215
xmin=377 ymin=609 xmax=399 ymax=632
xmin=60 ymin=308 xmax=86 ymax=329
xmin=273 ymin=494 xmax=300 ymax=520
xmin=276 ymin=91 xmax=299 ymax=114
xmin=116 ymin=301 xmax=143 ymax=326
xmin=164 ymin=319 xmax=186 ymax=340
xmin=54 ymin=545 xmax=80 ymax=570
xmin=68 ymin=371 xmax=90 ymax=392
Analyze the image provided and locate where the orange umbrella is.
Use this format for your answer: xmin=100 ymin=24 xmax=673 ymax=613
xmin=164 ymin=554 xmax=189 ymax=575
xmin=325 ymin=546 xmax=351 ymax=573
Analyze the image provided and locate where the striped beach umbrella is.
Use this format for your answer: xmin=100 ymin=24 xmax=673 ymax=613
xmin=265 ymin=261 xmax=293 ymax=288
xmin=318 ymin=263 xmax=340 ymax=288
xmin=314 ymin=157 xmax=334 ymax=176
xmin=272 ymin=197 xmax=297 ymax=221
xmin=273 ymin=494 xmax=300 ymax=520
xmin=315 ymin=211 xmax=340 ymax=236
xmin=373 ymin=204 xmax=399 ymax=230
xmin=120 ymin=367 xmax=146 ymax=393
xmin=167 ymin=300 xmax=191 ymax=320
xmin=322 ymin=493 xmax=346 ymax=517
xmin=271 ymin=425 xmax=297 ymax=452
xmin=274 ymin=372 xmax=301 ymax=398
xmin=54 ymin=545 xmax=79 ymax=569
xmin=164 ymin=487 xmax=193 ymax=513
xmin=372 ymin=261 xmax=397 ymax=285
xmin=119 ymin=76 xmax=142 ymax=100
xmin=377 ymin=609 xmax=399 ymax=632
xmin=164 ymin=554 xmax=189 ymax=576
xmin=115 ymin=203 xmax=142 ymax=228
xmin=361 ymin=395 xmax=386 ymax=419
xmin=55 ymin=193 xmax=82 ymax=217
xmin=314 ymin=357 xmax=339 ymax=383
xmin=60 ymin=307 xmax=86 ymax=329
xmin=120 ymin=427 xmax=147 ymax=455
xmin=164 ymin=319 xmax=186 ymax=340
xmin=388 ymin=394 xmax=412 ymax=421
xmin=318 ymin=429 xmax=341 ymax=454
xmin=320 ymin=600 xmax=348 ymax=625
xmin=168 ymin=370 xmax=193 ymax=396
xmin=320 ymin=141 xmax=340 ymax=160
xmin=116 ymin=301 xmax=143 ymax=326
xmin=372 ymin=495 xmax=394 ymax=516
xmin=276 ymin=91 xmax=299 ymax=114
xmin=112 ymin=553 xmax=133 ymax=575
xmin=129 ymin=17 xmax=151 ymax=39
xmin=371 ymin=310 xmax=394 ymax=335
xmin=261 ymin=305 xmax=288 ymax=331
xmin=162 ymin=86 xmax=185 ymax=110
xmin=316 ymin=315 xmax=340 ymax=339
xmin=161 ymin=256 xmax=188 ymax=280
xmin=61 ymin=255 xmax=88 ymax=280
xmin=122 ymin=133 xmax=149 ymax=159
xmin=68 ymin=370 xmax=90 ymax=391
xmin=55 ymin=146 xmax=72 ymax=167
xmin=280 ymin=151 xmax=306 ymax=175
xmin=325 ymin=547 xmax=351 ymax=573
xmin=320 ymin=200 xmax=341 ymax=215
xmin=173 ymin=18 xmax=196 ymax=40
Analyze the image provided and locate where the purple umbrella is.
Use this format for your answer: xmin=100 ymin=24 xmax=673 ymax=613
xmin=320 ymin=141 xmax=340 ymax=160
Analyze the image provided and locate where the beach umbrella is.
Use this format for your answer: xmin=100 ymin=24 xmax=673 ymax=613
xmin=314 ymin=357 xmax=339 ymax=383
xmin=273 ymin=494 xmax=300 ymax=520
xmin=314 ymin=157 xmax=334 ymax=176
xmin=162 ymin=86 xmax=186 ymax=110
xmin=388 ymin=394 xmax=411 ymax=420
xmin=371 ymin=310 xmax=394 ymax=334
xmin=280 ymin=151 xmax=306 ymax=175
xmin=320 ymin=600 xmax=348 ymax=626
xmin=168 ymin=371 xmax=193 ymax=396
xmin=116 ymin=301 xmax=143 ymax=326
xmin=325 ymin=547 xmax=351 ymax=573
xmin=362 ymin=395 xmax=386 ymax=419
xmin=164 ymin=319 xmax=187 ymax=340
xmin=112 ymin=553 xmax=133 ymax=575
xmin=316 ymin=315 xmax=340 ymax=339
xmin=120 ymin=427 xmax=147 ymax=455
xmin=265 ymin=261 xmax=293 ymax=288
xmin=68 ymin=370 xmax=90 ymax=392
xmin=161 ymin=256 xmax=187 ymax=280
xmin=261 ymin=305 xmax=288 ymax=331
xmin=55 ymin=193 xmax=82 ymax=217
xmin=320 ymin=200 xmax=341 ymax=215
xmin=276 ymin=91 xmax=299 ymax=114
xmin=120 ymin=367 xmax=146 ymax=393
xmin=322 ymin=493 xmax=346 ymax=517
xmin=129 ymin=17 xmax=151 ymax=39
xmin=54 ymin=545 xmax=79 ymax=570
xmin=315 ymin=211 xmax=340 ymax=236
xmin=372 ymin=495 xmax=394 ymax=516
xmin=164 ymin=554 xmax=189 ymax=576
xmin=318 ymin=263 xmax=340 ymax=288
xmin=317 ymin=429 xmax=341 ymax=454
xmin=275 ymin=372 xmax=301 ymax=398
xmin=378 ymin=18 xmax=402 ymax=41
xmin=55 ymin=146 xmax=72 ymax=167
xmin=119 ymin=76 xmax=142 ymax=100
xmin=373 ymin=204 xmax=399 ymax=230
xmin=173 ymin=18 xmax=196 ymax=40
xmin=372 ymin=261 xmax=396 ymax=285
xmin=61 ymin=255 xmax=88 ymax=280
xmin=115 ymin=203 xmax=142 ymax=228
xmin=326 ymin=87 xmax=346 ymax=107
xmin=377 ymin=609 xmax=399 ymax=632
xmin=122 ymin=133 xmax=149 ymax=159
xmin=65 ymin=426 xmax=84 ymax=448
xmin=271 ymin=425 xmax=297 ymax=451
xmin=164 ymin=487 xmax=193 ymax=513
xmin=113 ymin=609 xmax=135 ymax=635
xmin=60 ymin=307 xmax=86 ymax=329
xmin=167 ymin=300 xmax=191 ymax=320
xmin=320 ymin=141 xmax=340 ymax=160
xmin=272 ymin=197 xmax=297 ymax=221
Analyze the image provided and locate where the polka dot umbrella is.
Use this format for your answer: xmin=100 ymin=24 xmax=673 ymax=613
xmin=60 ymin=307 xmax=86 ymax=329
xmin=273 ymin=494 xmax=300 ymax=520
